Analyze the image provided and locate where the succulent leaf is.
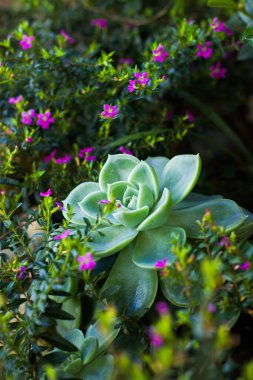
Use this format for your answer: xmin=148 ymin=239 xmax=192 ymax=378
xmin=113 ymin=205 xmax=150 ymax=228
xmin=128 ymin=161 xmax=159 ymax=201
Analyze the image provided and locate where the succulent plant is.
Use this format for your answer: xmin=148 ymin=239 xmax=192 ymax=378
xmin=63 ymin=154 xmax=253 ymax=316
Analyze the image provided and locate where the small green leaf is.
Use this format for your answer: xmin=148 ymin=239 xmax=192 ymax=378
xmin=78 ymin=354 xmax=114 ymax=380
xmin=86 ymin=319 xmax=120 ymax=354
xmin=128 ymin=161 xmax=159 ymax=201
xmin=81 ymin=336 xmax=99 ymax=365
xmin=39 ymin=332 xmax=79 ymax=352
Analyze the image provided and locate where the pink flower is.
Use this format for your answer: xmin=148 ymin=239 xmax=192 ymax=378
xmin=153 ymin=44 xmax=169 ymax=63
xmin=148 ymin=329 xmax=164 ymax=347
xmin=79 ymin=147 xmax=94 ymax=157
xmin=55 ymin=155 xmax=71 ymax=165
xmin=119 ymin=58 xmax=133 ymax=65
xmin=85 ymin=155 xmax=96 ymax=162
xmin=40 ymin=188 xmax=52 ymax=197
xmin=128 ymin=79 xmax=136 ymax=93
xmin=217 ymin=236 xmax=231 ymax=247
xmin=196 ymin=42 xmax=213 ymax=59
xmin=37 ymin=111 xmax=54 ymax=130
xmin=21 ymin=109 xmax=37 ymax=125
xmin=155 ymin=258 xmax=167 ymax=269
xmin=60 ymin=29 xmax=75 ymax=44
xmin=155 ymin=301 xmax=169 ymax=315
xmin=238 ymin=261 xmax=250 ymax=271
xmin=90 ymin=18 xmax=108 ymax=29
xmin=185 ymin=112 xmax=195 ymax=123
xmin=17 ymin=265 xmax=26 ymax=280
xmin=119 ymin=146 xmax=133 ymax=155
xmin=53 ymin=229 xmax=71 ymax=240
xmin=56 ymin=201 xmax=65 ymax=211
xmin=77 ymin=252 xmax=96 ymax=271
xmin=211 ymin=17 xmax=232 ymax=36
xmin=134 ymin=72 xmax=149 ymax=86
xmin=98 ymin=199 xmax=111 ymax=205
xmin=8 ymin=95 xmax=22 ymax=104
xmin=209 ymin=62 xmax=227 ymax=79
xmin=44 ymin=149 xmax=57 ymax=163
xmin=19 ymin=34 xmax=34 ymax=50
xmin=101 ymin=104 xmax=118 ymax=119
xmin=26 ymin=136 xmax=33 ymax=143
xmin=207 ymin=303 xmax=217 ymax=313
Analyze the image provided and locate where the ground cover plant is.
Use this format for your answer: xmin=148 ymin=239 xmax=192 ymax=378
xmin=1 ymin=0 xmax=253 ymax=379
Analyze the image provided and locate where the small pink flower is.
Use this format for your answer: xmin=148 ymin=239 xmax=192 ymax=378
xmin=155 ymin=258 xmax=167 ymax=269
xmin=119 ymin=146 xmax=133 ymax=155
xmin=209 ymin=62 xmax=227 ymax=79
xmin=119 ymin=58 xmax=133 ymax=65
xmin=53 ymin=229 xmax=71 ymax=240
xmin=155 ymin=301 xmax=169 ymax=315
xmin=185 ymin=112 xmax=195 ymax=123
xmin=17 ymin=265 xmax=26 ymax=280
xmin=148 ymin=329 xmax=164 ymax=347
xmin=128 ymin=79 xmax=136 ymax=93
xmin=19 ymin=34 xmax=34 ymax=50
xmin=153 ymin=44 xmax=169 ymax=63
xmin=77 ymin=252 xmax=96 ymax=271
xmin=101 ymin=104 xmax=118 ymax=119
xmin=56 ymin=201 xmax=65 ymax=211
xmin=37 ymin=111 xmax=54 ymax=130
xmin=134 ymin=72 xmax=149 ymax=86
xmin=196 ymin=42 xmax=213 ymax=59
xmin=21 ymin=109 xmax=37 ymax=125
xmin=85 ymin=155 xmax=96 ymax=162
xmin=210 ymin=17 xmax=232 ymax=36
xmin=8 ymin=95 xmax=22 ymax=104
xmin=55 ymin=155 xmax=71 ymax=165
xmin=208 ymin=303 xmax=217 ymax=313
xmin=98 ymin=199 xmax=111 ymax=205
xmin=238 ymin=261 xmax=250 ymax=271
xmin=90 ymin=18 xmax=108 ymax=29
xmin=79 ymin=147 xmax=94 ymax=157
xmin=40 ymin=188 xmax=52 ymax=197
xmin=26 ymin=136 xmax=33 ymax=143
xmin=60 ymin=29 xmax=75 ymax=44
xmin=217 ymin=236 xmax=231 ymax=247
xmin=44 ymin=149 xmax=57 ymax=163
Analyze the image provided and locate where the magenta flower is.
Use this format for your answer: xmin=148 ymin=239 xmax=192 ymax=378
xmin=79 ymin=147 xmax=94 ymax=157
xmin=19 ymin=34 xmax=34 ymax=50
xmin=211 ymin=17 xmax=232 ymax=37
xmin=44 ymin=149 xmax=57 ymax=163
xmin=119 ymin=58 xmax=133 ymax=65
xmin=21 ymin=109 xmax=37 ymax=125
xmin=196 ymin=42 xmax=213 ymax=59
xmin=101 ymin=104 xmax=118 ymax=119
xmin=155 ymin=301 xmax=169 ymax=315
xmin=217 ymin=236 xmax=231 ymax=247
xmin=17 ymin=265 xmax=26 ymax=280
xmin=207 ymin=303 xmax=217 ymax=313
xmin=85 ymin=155 xmax=96 ymax=162
xmin=119 ymin=146 xmax=133 ymax=155
xmin=56 ymin=201 xmax=65 ymax=211
xmin=153 ymin=44 xmax=169 ymax=63
xmin=40 ymin=188 xmax=52 ymax=197
xmin=26 ymin=136 xmax=33 ymax=143
xmin=8 ymin=95 xmax=22 ymax=104
xmin=209 ymin=62 xmax=227 ymax=79
xmin=77 ymin=252 xmax=96 ymax=271
xmin=98 ymin=199 xmax=111 ymax=205
xmin=155 ymin=258 xmax=167 ymax=269
xmin=185 ymin=112 xmax=195 ymax=123
xmin=53 ymin=229 xmax=71 ymax=240
xmin=128 ymin=79 xmax=136 ymax=93
xmin=90 ymin=18 xmax=108 ymax=29
xmin=37 ymin=111 xmax=55 ymax=130
xmin=148 ymin=329 xmax=164 ymax=347
xmin=238 ymin=261 xmax=250 ymax=271
xmin=55 ymin=155 xmax=71 ymax=165
xmin=60 ymin=29 xmax=75 ymax=44
xmin=134 ymin=72 xmax=149 ymax=86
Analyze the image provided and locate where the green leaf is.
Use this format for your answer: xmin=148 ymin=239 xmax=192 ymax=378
xmin=86 ymin=319 xmax=120 ymax=354
xmin=88 ymin=225 xmax=138 ymax=258
xmin=132 ymin=226 xmax=186 ymax=269
xmin=63 ymin=182 xmax=100 ymax=225
xmin=81 ymin=336 xmax=99 ymax=365
xmin=45 ymin=307 xmax=75 ymax=320
xmin=57 ymin=298 xmax=82 ymax=333
xmin=167 ymin=199 xmax=247 ymax=238
xmin=137 ymin=184 xmax=154 ymax=209
xmin=113 ymin=206 xmax=149 ymax=228
xmin=236 ymin=209 xmax=253 ymax=241
xmin=39 ymin=351 xmax=69 ymax=366
xmin=79 ymin=191 xmax=107 ymax=219
xmin=161 ymin=154 xmax=202 ymax=206
xmin=137 ymin=188 xmax=171 ymax=231
xmin=39 ymin=332 xmax=79 ymax=352
xmin=207 ymin=0 xmax=237 ymax=8
xmin=101 ymin=245 xmax=158 ymax=318
xmin=173 ymin=192 xmax=223 ymax=210
xmin=107 ymin=181 xmax=129 ymax=201
xmin=99 ymin=154 xmax=139 ymax=192
xmin=78 ymin=354 xmax=114 ymax=380
xmin=145 ymin=156 xmax=170 ymax=190
xmin=63 ymin=329 xmax=85 ymax=351
xmin=128 ymin=161 xmax=159 ymax=201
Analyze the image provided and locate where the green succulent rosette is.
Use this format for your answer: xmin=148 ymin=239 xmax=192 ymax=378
xmin=63 ymin=154 xmax=252 ymax=316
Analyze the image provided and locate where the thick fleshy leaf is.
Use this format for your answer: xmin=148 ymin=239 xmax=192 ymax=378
xmin=236 ymin=208 xmax=253 ymax=241
xmin=79 ymin=191 xmax=107 ymax=219
xmin=113 ymin=206 xmax=149 ymax=228
xmin=101 ymin=245 xmax=158 ymax=318
xmin=63 ymin=328 xmax=85 ymax=351
xmin=137 ymin=188 xmax=171 ymax=231
xmin=161 ymin=154 xmax=202 ymax=205
xmin=88 ymin=225 xmax=138 ymax=257
xmin=132 ymin=226 xmax=186 ymax=269
xmin=107 ymin=181 xmax=129 ymax=202
xmin=78 ymin=354 xmax=114 ymax=380
xmin=57 ymin=297 xmax=81 ymax=334
xmin=122 ymin=184 xmax=138 ymax=207
xmin=86 ymin=318 xmax=120 ymax=353
xmin=81 ymin=336 xmax=99 ymax=365
xmin=63 ymin=182 xmax=100 ymax=225
xmin=99 ymin=154 xmax=139 ymax=192
xmin=137 ymin=184 xmax=154 ymax=209
xmin=173 ymin=192 xmax=223 ymax=210
xmin=128 ymin=161 xmax=159 ymax=201
xmin=166 ymin=199 xmax=247 ymax=238
xmin=145 ymin=156 xmax=170 ymax=189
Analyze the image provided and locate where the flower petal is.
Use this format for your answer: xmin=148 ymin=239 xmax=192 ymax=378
xmin=63 ymin=182 xmax=100 ymax=225
xmin=128 ymin=161 xmax=159 ymax=201
xmin=113 ymin=206 xmax=149 ymax=228
xmin=78 ymin=191 xmax=107 ymax=220
xmin=137 ymin=188 xmax=171 ymax=231
xmin=161 ymin=154 xmax=202 ymax=205
xmin=167 ymin=199 xmax=247 ymax=238
xmin=101 ymin=244 xmax=158 ymax=318
xmin=99 ymin=154 xmax=139 ymax=192
xmin=88 ymin=225 xmax=138 ymax=258
xmin=132 ymin=226 xmax=186 ymax=269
